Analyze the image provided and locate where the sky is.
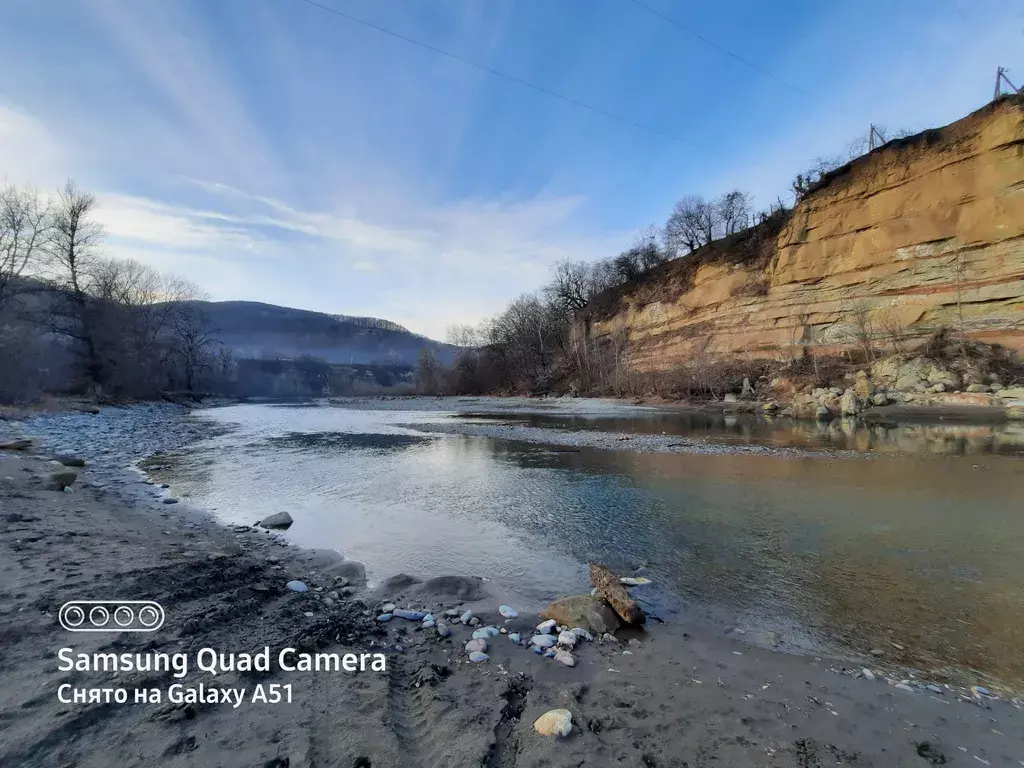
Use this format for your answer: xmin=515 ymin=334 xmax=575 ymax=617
xmin=0 ymin=0 xmax=1020 ymax=340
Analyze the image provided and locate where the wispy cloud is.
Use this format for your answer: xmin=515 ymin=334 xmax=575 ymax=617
xmin=0 ymin=0 xmax=1018 ymax=340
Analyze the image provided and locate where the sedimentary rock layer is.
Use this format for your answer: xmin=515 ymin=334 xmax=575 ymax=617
xmin=588 ymin=95 xmax=1024 ymax=371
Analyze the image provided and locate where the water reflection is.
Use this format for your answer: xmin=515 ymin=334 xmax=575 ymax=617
xmin=164 ymin=403 xmax=1024 ymax=689
xmin=506 ymin=411 xmax=1024 ymax=456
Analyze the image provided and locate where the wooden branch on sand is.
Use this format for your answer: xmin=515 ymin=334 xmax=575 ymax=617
xmin=589 ymin=563 xmax=645 ymax=625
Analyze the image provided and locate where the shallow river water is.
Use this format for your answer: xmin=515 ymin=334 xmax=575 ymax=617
xmin=19 ymin=398 xmax=1024 ymax=689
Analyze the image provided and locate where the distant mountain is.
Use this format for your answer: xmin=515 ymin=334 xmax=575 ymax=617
xmin=192 ymin=301 xmax=456 ymax=366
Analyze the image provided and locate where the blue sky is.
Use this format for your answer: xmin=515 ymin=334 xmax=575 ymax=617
xmin=0 ymin=0 xmax=1020 ymax=339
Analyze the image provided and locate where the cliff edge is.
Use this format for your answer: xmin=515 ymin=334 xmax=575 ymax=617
xmin=586 ymin=95 xmax=1024 ymax=372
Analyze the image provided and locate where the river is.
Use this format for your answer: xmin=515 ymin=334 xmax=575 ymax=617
xmin=20 ymin=397 xmax=1024 ymax=690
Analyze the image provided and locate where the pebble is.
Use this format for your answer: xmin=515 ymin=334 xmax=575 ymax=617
xmin=468 ymin=651 xmax=489 ymax=663
xmin=422 ymin=619 xmax=436 ymax=629
xmin=544 ymin=650 xmax=556 ymax=658
xmin=862 ymin=669 xmax=876 ymax=681
xmin=894 ymin=683 xmax=915 ymax=693
xmin=473 ymin=626 xmax=500 ymax=639
xmin=466 ymin=639 xmax=488 ymax=654
xmin=533 ymin=646 xmax=543 ymax=655
xmin=394 ymin=644 xmax=405 ymax=653
xmin=468 ymin=617 xmax=480 ymax=627
xmin=554 ymin=650 xmax=576 ymax=667
xmin=622 ymin=650 xmax=633 ymax=655
xmin=571 ymin=627 xmax=593 ymax=641
xmin=536 ymin=619 xmax=556 ymax=634
xmin=393 ymin=609 xmax=426 ymax=621
xmin=303 ymin=611 xmax=314 ymax=618
xmin=498 ymin=605 xmax=518 ymax=618
xmin=533 ymin=708 xmax=572 ymax=737
xmin=323 ymin=598 xmax=335 ymax=607
xmin=436 ymin=623 xmax=451 ymax=638
xmin=509 ymin=633 xmax=521 ymax=644
xmin=926 ymin=684 xmax=944 ymax=695
xmin=444 ymin=608 xmax=461 ymax=618
xmin=327 ymin=591 xmax=339 ymax=600
xmin=286 ymin=580 xmax=309 ymax=593
xmin=63 ymin=487 xmax=74 ymax=494
xmin=377 ymin=614 xmax=393 ymax=623
xmin=382 ymin=603 xmax=396 ymax=613
xmin=531 ymin=634 xmax=557 ymax=648
xmin=557 ymin=630 xmax=577 ymax=648
xmin=162 ymin=498 xmax=178 ymax=504
xmin=422 ymin=613 xmax=434 ymax=622
xmin=459 ymin=610 xmax=473 ymax=624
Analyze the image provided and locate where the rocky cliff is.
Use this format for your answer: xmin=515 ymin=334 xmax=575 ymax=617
xmin=586 ymin=95 xmax=1024 ymax=371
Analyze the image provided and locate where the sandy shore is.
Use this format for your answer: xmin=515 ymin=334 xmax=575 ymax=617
xmin=2 ymin=446 xmax=1022 ymax=767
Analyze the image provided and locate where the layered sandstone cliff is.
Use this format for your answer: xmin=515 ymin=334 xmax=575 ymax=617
xmin=586 ymin=95 xmax=1024 ymax=372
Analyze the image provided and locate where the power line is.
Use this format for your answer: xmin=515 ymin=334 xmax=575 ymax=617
xmin=626 ymin=0 xmax=818 ymax=102
xmin=291 ymin=0 xmax=687 ymax=144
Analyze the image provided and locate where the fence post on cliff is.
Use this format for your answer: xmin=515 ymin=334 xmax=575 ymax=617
xmin=995 ymin=66 xmax=1021 ymax=101
xmin=868 ymin=124 xmax=886 ymax=151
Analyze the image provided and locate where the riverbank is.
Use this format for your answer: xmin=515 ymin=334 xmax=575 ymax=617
xmin=2 ymin=445 xmax=1022 ymax=767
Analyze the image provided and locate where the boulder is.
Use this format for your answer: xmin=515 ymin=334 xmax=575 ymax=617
xmin=925 ymin=366 xmax=960 ymax=389
xmin=327 ymin=559 xmax=367 ymax=585
xmin=997 ymin=387 xmax=1024 ymax=401
xmin=895 ymin=373 xmax=923 ymax=391
xmin=839 ymin=389 xmax=860 ymax=416
xmin=740 ymin=377 xmax=755 ymax=398
xmin=259 ymin=512 xmax=294 ymax=529
xmin=722 ymin=393 xmax=738 ymax=403
xmin=853 ymin=371 xmax=874 ymax=399
xmin=966 ymin=383 xmax=990 ymax=393
xmin=533 ymin=709 xmax=573 ymax=737
xmin=54 ymin=455 xmax=87 ymax=467
xmin=870 ymin=392 xmax=891 ymax=407
xmin=815 ymin=404 xmax=834 ymax=421
xmin=0 ymin=438 xmax=34 ymax=451
xmin=1007 ymin=406 xmax=1024 ymax=421
xmin=49 ymin=469 xmax=79 ymax=490
xmin=790 ymin=393 xmax=818 ymax=419
xmin=541 ymin=595 xmax=620 ymax=635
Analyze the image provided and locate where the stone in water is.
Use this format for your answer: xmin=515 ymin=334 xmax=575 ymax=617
xmin=286 ymin=581 xmax=308 ymax=593
xmin=536 ymin=619 xmax=557 ymax=634
xmin=531 ymin=634 xmax=557 ymax=648
xmin=498 ymin=605 xmax=518 ymax=618
xmin=393 ymin=609 xmax=426 ymax=621
xmin=554 ymin=650 xmax=576 ymax=667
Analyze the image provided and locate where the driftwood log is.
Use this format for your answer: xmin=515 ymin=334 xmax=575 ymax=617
xmin=589 ymin=563 xmax=645 ymax=625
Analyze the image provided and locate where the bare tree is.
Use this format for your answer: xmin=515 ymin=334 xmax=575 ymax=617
xmin=716 ymin=190 xmax=752 ymax=236
xmin=544 ymin=259 xmax=594 ymax=315
xmin=46 ymin=181 xmax=107 ymax=389
xmin=171 ymin=300 xmax=216 ymax=392
xmin=0 ymin=184 xmax=50 ymax=307
xmin=416 ymin=346 xmax=440 ymax=394
xmin=664 ymin=195 xmax=717 ymax=256
xmin=446 ymin=323 xmax=484 ymax=348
